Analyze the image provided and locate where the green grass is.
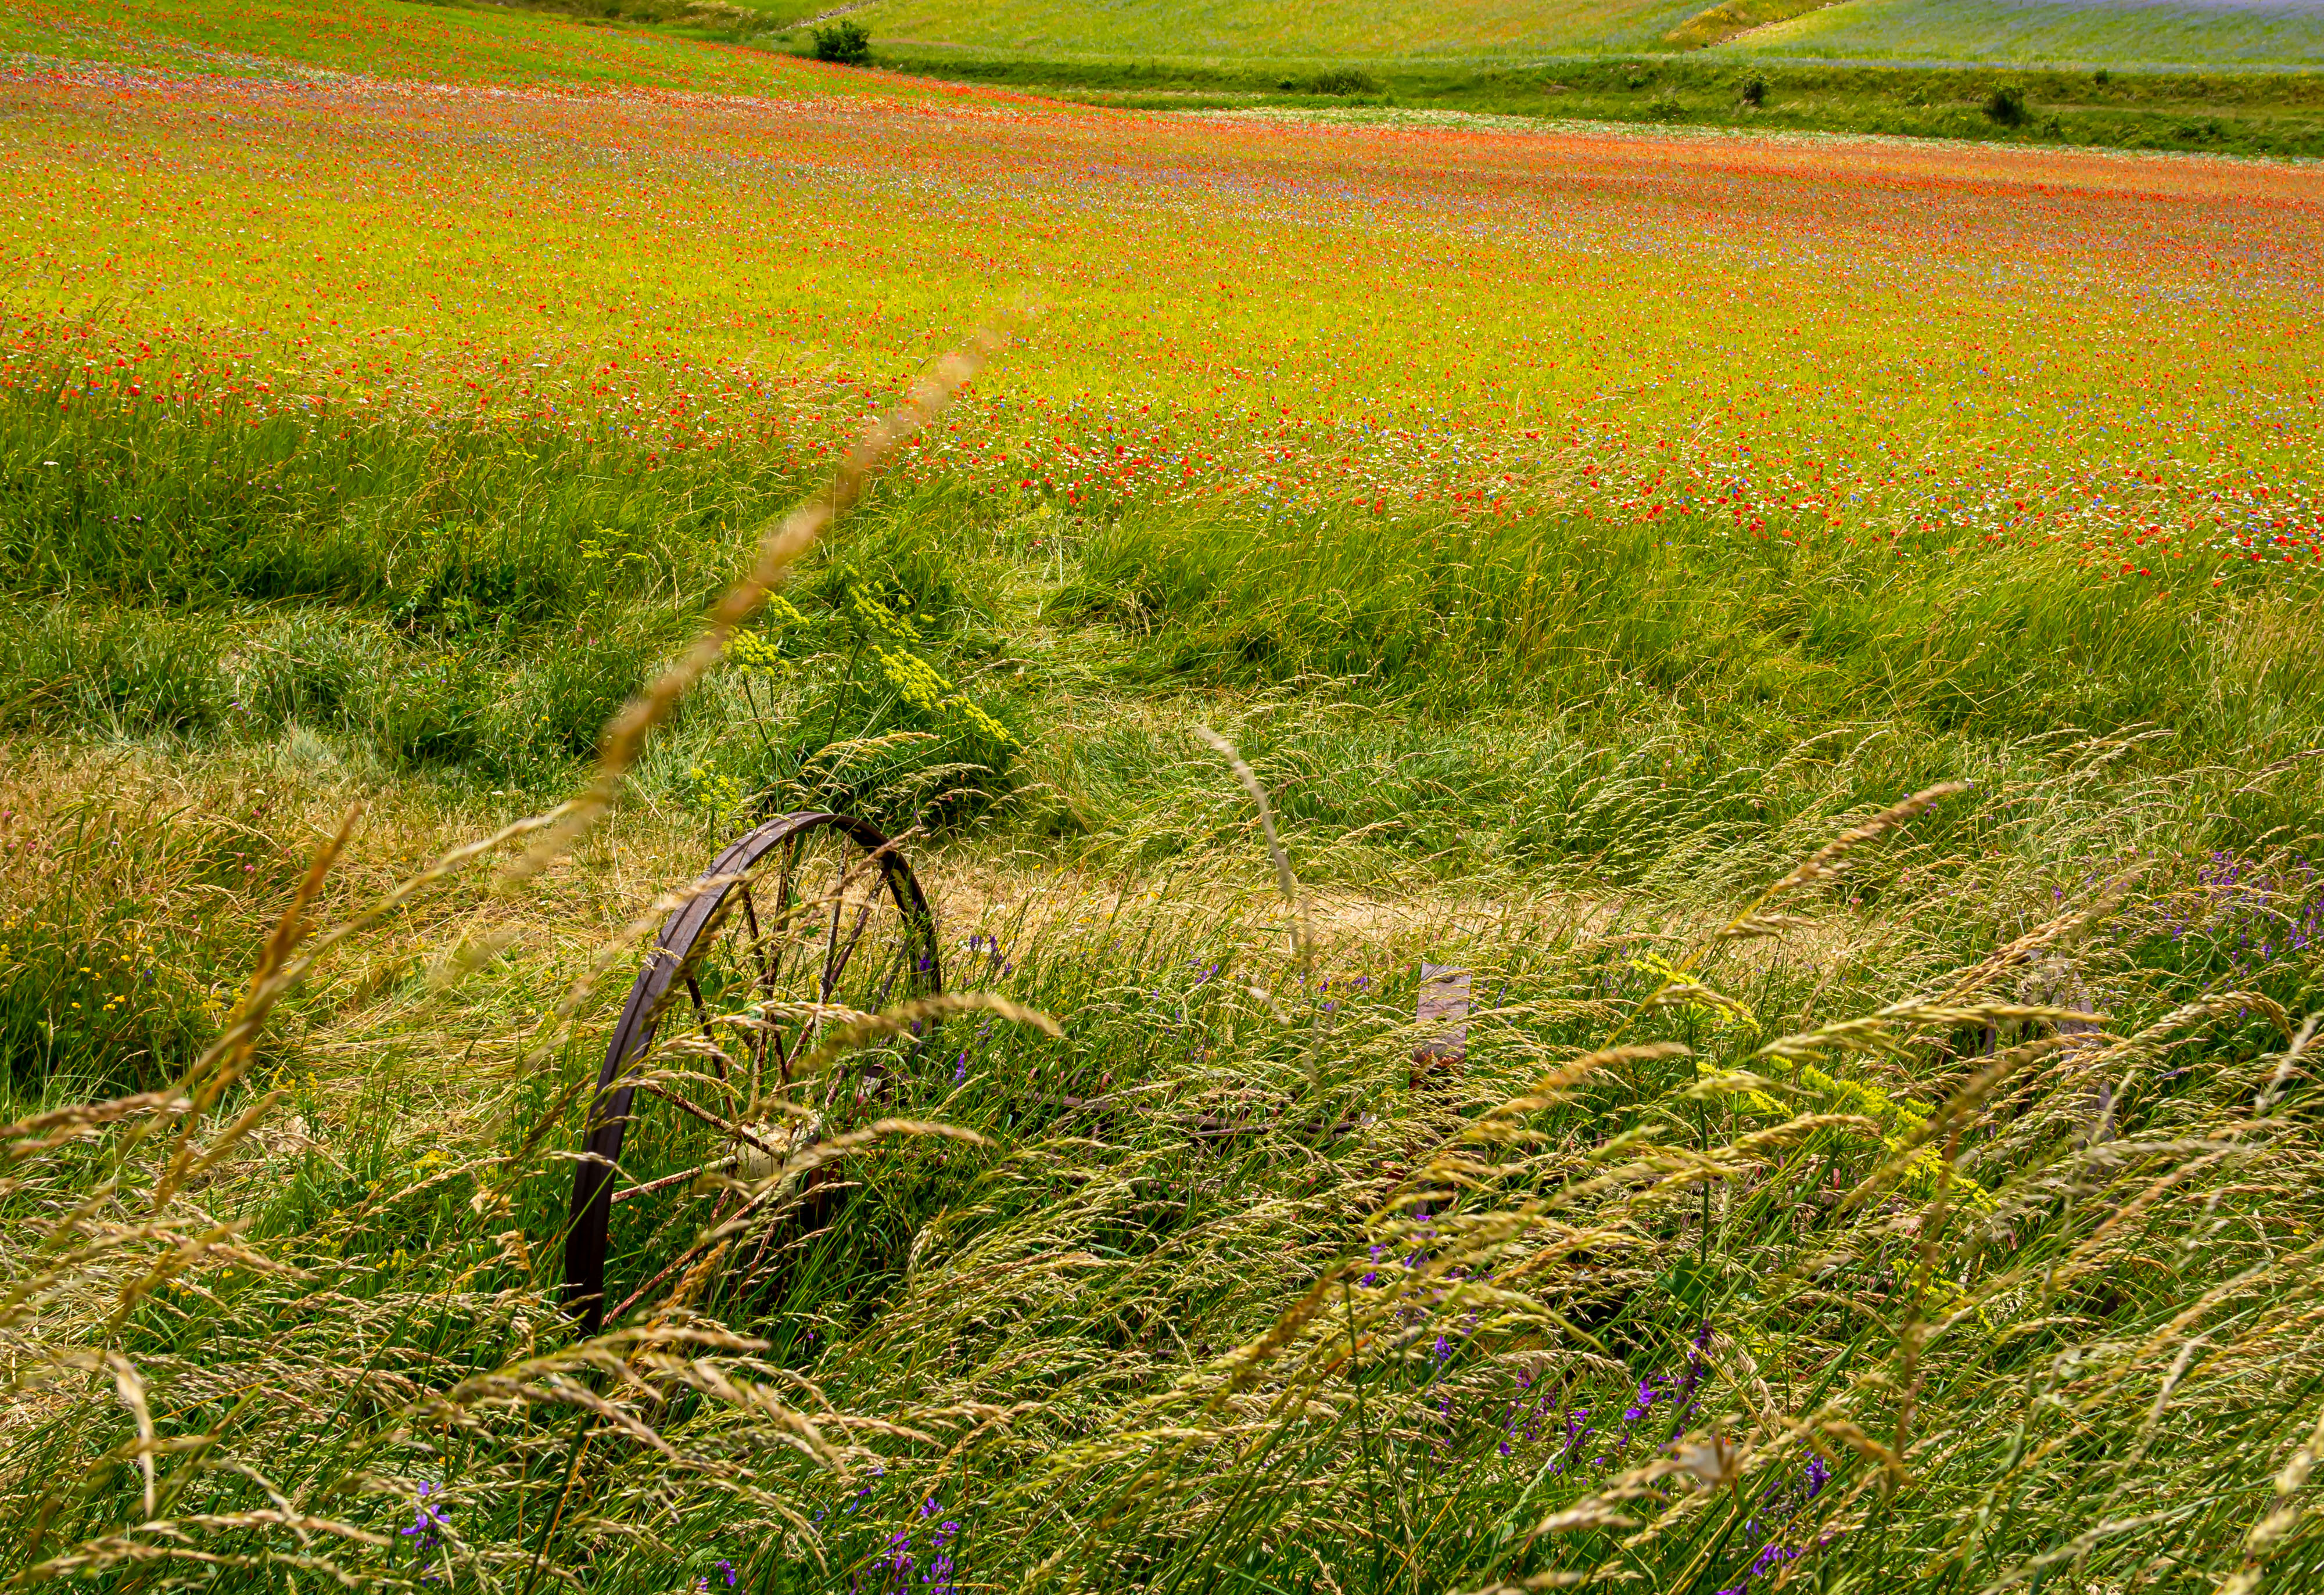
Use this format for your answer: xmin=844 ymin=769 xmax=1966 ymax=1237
xmin=3 ymin=5 xmax=2324 ymax=1590
xmin=807 ymin=0 xmax=2324 ymax=64
xmin=4 ymin=332 xmax=2323 ymax=1595
xmin=5 ymin=519 xmax=2322 ymax=1589
xmin=7 ymin=378 xmax=2320 ymax=880
xmin=827 ymin=0 xmax=1705 ymax=60
xmin=0 ymin=386 xmax=1033 ymax=821
xmin=1722 ymin=0 xmax=2324 ymax=66
xmin=883 ymin=48 xmax=2324 ymax=155
xmin=1663 ymin=0 xmax=1847 ymax=51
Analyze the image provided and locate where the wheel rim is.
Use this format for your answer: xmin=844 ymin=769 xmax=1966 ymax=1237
xmin=562 ymin=811 xmax=941 ymax=1334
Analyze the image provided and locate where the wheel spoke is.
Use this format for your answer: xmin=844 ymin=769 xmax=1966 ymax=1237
xmin=738 ymin=882 xmax=771 ymax=983
xmin=737 ymin=883 xmax=772 ymax=1098
xmin=819 ymin=838 xmax=882 ymax=1001
xmin=684 ymin=974 xmax=712 ymax=1041
xmin=680 ymin=972 xmax=734 ymax=1123
xmin=872 ymin=892 xmax=918 ymax=1008
xmin=822 ymin=894 xmax=878 ymax=1003
xmin=612 ymin=1157 xmax=735 ymax=1205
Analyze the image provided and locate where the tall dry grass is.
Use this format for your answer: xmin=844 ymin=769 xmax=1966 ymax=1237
xmin=2 ymin=344 xmax=2322 ymax=1594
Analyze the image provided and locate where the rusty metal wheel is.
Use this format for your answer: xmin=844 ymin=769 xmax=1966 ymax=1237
xmin=562 ymin=811 xmax=941 ymax=1334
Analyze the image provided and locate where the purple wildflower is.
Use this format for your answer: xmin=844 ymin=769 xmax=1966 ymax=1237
xmin=400 ymin=1482 xmax=449 ymax=1582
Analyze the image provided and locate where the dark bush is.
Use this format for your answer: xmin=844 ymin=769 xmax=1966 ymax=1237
xmin=1741 ymin=75 xmax=1767 ymax=107
xmin=1307 ymin=67 xmax=1380 ymax=97
xmin=812 ymin=19 xmax=870 ymax=66
xmin=1986 ymin=84 xmax=2027 ymax=125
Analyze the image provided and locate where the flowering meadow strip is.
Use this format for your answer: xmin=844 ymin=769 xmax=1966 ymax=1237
xmin=0 ymin=0 xmax=847 ymax=95
xmin=817 ymin=0 xmax=1697 ymax=62
xmin=1721 ymin=0 xmax=2324 ymax=69
xmin=2 ymin=41 xmax=2320 ymax=587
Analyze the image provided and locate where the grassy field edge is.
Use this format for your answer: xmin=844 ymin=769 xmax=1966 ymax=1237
xmin=863 ymin=46 xmax=2324 ymax=158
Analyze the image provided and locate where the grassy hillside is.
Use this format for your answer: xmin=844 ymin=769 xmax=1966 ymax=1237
xmin=13 ymin=0 xmax=2320 ymax=156
xmin=834 ymin=0 xmax=2324 ymax=64
xmin=830 ymin=0 xmax=1703 ymax=60
xmin=886 ymin=51 xmax=2324 ymax=156
xmin=3 ymin=5 xmax=2324 ymax=1593
xmin=1718 ymin=0 xmax=2324 ymax=66
xmin=0 ymin=0 xmax=829 ymax=89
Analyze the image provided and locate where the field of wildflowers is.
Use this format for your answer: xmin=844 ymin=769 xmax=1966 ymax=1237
xmin=770 ymin=0 xmax=2324 ymax=64
xmin=6 ymin=47 xmax=2319 ymax=575
xmin=3 ymin=3 xmax=2324 ymax=1593
xmin=0 ymin=0 xmax=827 ymax=91
xmin=1720 ymin=0 xmax=2324 ymax=67
xmin=827 ymin=0 xmax=1702 ymax=60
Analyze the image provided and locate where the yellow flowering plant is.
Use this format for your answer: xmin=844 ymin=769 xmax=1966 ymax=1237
xmin=695 ymin=576 xmax=1020 ymax=831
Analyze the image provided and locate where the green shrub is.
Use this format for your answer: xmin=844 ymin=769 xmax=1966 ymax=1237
xmin=1741 ymin=74 xmax=1767 ymax=106
xmin=1986 ymin=82 xmax=2027 ymax=124
xmin=1306 ymin=67 xmax=1380 ymax=96
xmin=812 ymin=19 xmax=870 ymax=65
xmin=676 ymin=569 xmax=1021 ymax=832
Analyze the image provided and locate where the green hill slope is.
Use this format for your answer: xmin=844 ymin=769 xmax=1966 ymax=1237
xmin=1715 ymin=0 xmax=2324 ymax=66
xmin=835 ymin=0 xmax=2324 ymax=64
xmin=0 ymin=0 xmax=817 ymax=88
xmin=841 ymin=0 xmax=1706 ymax=60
